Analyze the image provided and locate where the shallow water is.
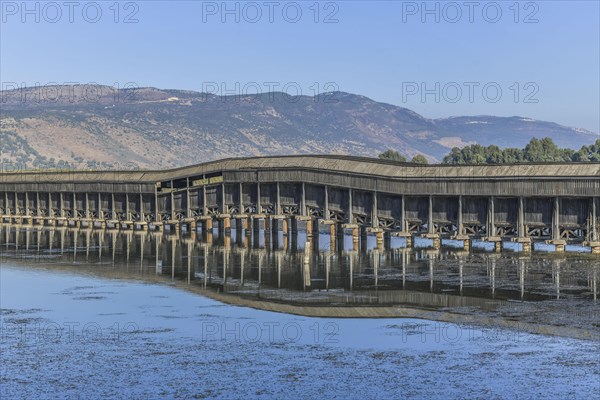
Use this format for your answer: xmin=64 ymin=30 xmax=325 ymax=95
xmin=2 ymin=226 xmax=598 ymax=303
xmin=2 ymin=265 xmax=600 ymax=399
xmin=1 ymin=226 xmax=600 ymax=398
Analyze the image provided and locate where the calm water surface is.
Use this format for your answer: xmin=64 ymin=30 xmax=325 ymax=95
xmin=1 ymin=226 xmax=599 ymax=399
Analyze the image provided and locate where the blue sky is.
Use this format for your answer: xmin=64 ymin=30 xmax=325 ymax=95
xmin=1 ymin=0 xmax=599 ymax=132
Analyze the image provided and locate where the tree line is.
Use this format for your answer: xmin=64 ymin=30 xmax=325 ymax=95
xmin=378 ymin=150 xmax=429 ymax=164
xmin=379 ymin=138 xmax=600 ymax=165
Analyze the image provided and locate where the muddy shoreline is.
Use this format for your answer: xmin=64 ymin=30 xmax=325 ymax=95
xmin=196 ymin=289 xmax=600 ymax=341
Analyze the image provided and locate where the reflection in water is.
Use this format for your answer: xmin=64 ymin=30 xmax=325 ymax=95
xmin=1 ymin=226 xmax=599 ymax=309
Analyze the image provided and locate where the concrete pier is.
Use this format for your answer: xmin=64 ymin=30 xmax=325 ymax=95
xmin=454 ymin=235 xmax=471 ymax=251
xmin=517 ymin=237 xmax=533 ymax=253
xmin=422 ymin=233 xmax=441 ymax=250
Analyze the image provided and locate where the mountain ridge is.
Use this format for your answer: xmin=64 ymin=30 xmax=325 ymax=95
xmin=1 ymin=85 xmax=597 ymax=169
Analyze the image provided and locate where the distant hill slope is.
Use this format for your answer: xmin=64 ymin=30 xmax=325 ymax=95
xmin=0 ymin=85 xmax=597 ymax=169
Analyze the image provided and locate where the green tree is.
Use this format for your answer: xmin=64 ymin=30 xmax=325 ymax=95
xmin=411 ymin=154 xmax=428 ymax=164
xmin=442 ymin=145 xmax=485 ymax=164
xmin=523 ymin=137 xmax=564 ymax=162
xmin=378 ymin=149 xmax=407 ymax=162
xmin=590 ymin=140 xmax=600 ymax=161
xmin=442 ymin=147 xmax=464 ymax=164
xmin=560 ymin=148 xmax=575 ymax=162
xmin=442 ymin=137 xmax=599 ymax=165
xmin=484 ymin=145 xmax=503 ymax=164
xmin=573 ymin=139 xmax=600 ymax=162
xmin=501 ymin=147 xmax=524 ymax=163
xmin=523 ymin=138 xmax=543 ymax=161
xmin=573 ymin=147 xmax=590 ymax=162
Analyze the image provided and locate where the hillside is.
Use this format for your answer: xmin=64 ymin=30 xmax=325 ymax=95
xmin=1 ymin=85 xmax=597 ymax=169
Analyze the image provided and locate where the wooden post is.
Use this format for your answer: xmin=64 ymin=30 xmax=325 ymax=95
xmin=591 ymin=197 xmax=597 ymax=241
xmin=324 ymin=185 xmax=329 ymax=220
xmin=221 ymin=183 xmax=227 ymax=214
xmin=276 ymin=182 xmax=281 ymax=215
xmin=372 ymin=191 xmax=378 ymax=228
xmin=258 ymin=253 xmax=263 ymax=287
xmin=303 ymin=241 xmax=311 ymax=289
xmin=401 ymin=195 xmax=406 ymax=232
xmin=276 ymin=252 xmax=281 ymax=288
xmin=99 ymin=192 xmax=103 ymax=219
xmin=170 ymin=187 xmax=175 ymax=220
xmin=518 ymin=197 xmax=525 ymax=237
xmin=203 ymin=245 xmax=208 ymax=288
xmin=154 ymin=185 xmax=162 ymax=223
xmin=72 ymin=191 xmax=77 ymax=220
xmin=489 ymin=196 xmax=496 ymax=237
xmin=44 ymin=192 xmax=51 ymax=220
xmin=553 ymin=197 xmax=560 ymax=241
xmin=458 ymin=257 xmax=463 ymax=293
xmin=347 ymin=188 xmax=353 ymax=224
xmin=139 ymin=193 xmax=144 ymax=223
xmin=85 ymin=192 xmax=90 ymax=219
xmin=186 ymin=179 xmax=191 ymax=218
xmin=240 ymin=248 xmax=245 ymax=286
xmin=301 ymin=182 xmax=306 ymax=216
xmin=457 ymin=195 xmax=463 ymax=236
xmin=239 ymin=182 xmax=244 ymax=215
xmin=257 ymin=183 xmax=261 ymax=214
xmin=349 ymin=252 xmax=354 ymax=289
xmin=171 ymin=239 xmax=176 ymax=279
xmin=60 ymin=192 xmax=65 ymax=218
xmin=428 ymin=195 xmax=434 ymax=234
xmin=202 ymin=186 xmax=208 ymax=216
xmin=373 ymin=249 xmax=379 ymax=287
xmin=325 ymin=251 xmax=330 ymax=289
xmin=111 ymin=192 xmax=116 ymax=220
